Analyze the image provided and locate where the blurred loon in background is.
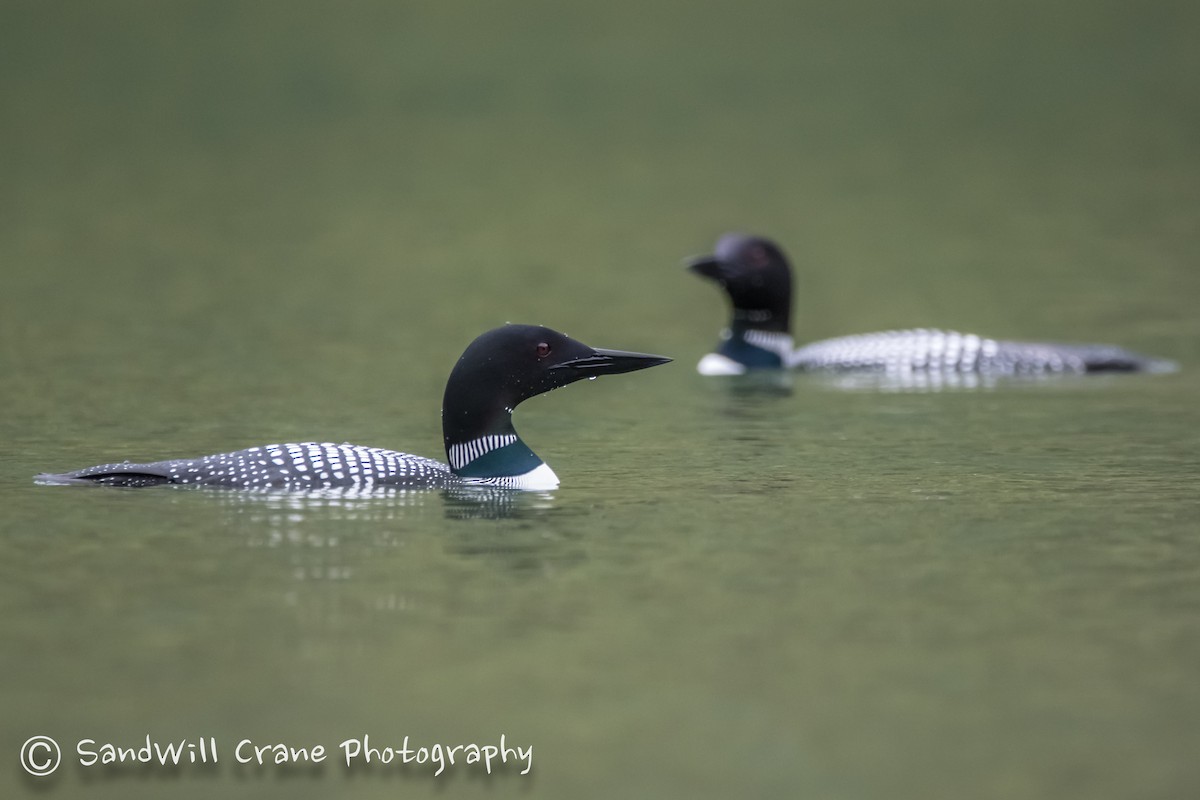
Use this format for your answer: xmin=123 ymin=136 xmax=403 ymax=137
xmin=37 ymin=324 xmax=670 ymax=492
xmin=687 ymin=233 xmax=1174 ymax=377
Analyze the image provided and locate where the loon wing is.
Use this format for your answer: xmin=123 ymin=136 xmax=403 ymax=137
xmin=790 ymin=329 xmax=997 ymax=371
xmin=36 ymin=443 xmax=462 ymax=490
xmin=791 ymin=329 xmax=1171 ymax=374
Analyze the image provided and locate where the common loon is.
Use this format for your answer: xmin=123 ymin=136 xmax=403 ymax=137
xmin=687 ymin=233 xmax=1173 ymax=376
xmin=36 ymin=324 xmax=671 ymax=492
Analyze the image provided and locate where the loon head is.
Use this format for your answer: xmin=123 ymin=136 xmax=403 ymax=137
xmin=687 ymin=233 xmax=794 ymax=374
xmin=688 ymin=233 xmax=793 ymax=333
xmin=441 ymin=324 xmax=671 ymax=488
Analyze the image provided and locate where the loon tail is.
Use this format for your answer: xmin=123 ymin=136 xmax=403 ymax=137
xmin=1084 ymin=357 xmax=1179 ymax=374
xmin=35 ymin=461 xmax=176 ymax=487
xmin=1070 ymin=344 xmax=1179 ymax=374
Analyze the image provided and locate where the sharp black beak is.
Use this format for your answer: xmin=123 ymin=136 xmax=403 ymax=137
xmin=551 ymin=348 xmax=672 ymax=375
xmin=685 ymin=254 xmax=726 ymax=281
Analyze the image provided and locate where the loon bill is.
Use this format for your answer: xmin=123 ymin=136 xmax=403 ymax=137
xmin=36 ymin=324 xmax=671 ymax=492
xmin=687 ymin=232 xmax=1175 ymax=377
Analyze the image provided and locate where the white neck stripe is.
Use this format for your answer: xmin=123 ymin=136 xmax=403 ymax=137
xmin=447 ymin=434 xmax=519 ymax=471
xmin=742 ymin=329 xmax=795 ymax=358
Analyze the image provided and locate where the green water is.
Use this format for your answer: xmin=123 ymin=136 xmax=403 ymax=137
xmin=2 ymin=2 xmax=1199 ymax=798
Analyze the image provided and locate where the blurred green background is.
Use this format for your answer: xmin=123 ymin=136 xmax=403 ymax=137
xmin=2 ymin=2 xmax=1198 ymax=798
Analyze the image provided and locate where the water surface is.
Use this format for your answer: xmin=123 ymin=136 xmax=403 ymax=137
xmin=2 ymin=2 xmax=1198 ymax=798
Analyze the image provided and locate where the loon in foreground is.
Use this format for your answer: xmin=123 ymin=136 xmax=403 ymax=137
xmin=37 ymin=325 xmax=671 ymax=492
xmin=687 ymin=233 xmax=1174 ymax=376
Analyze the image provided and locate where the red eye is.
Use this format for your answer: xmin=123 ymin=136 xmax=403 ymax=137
xmin=536 ymin=342 xmax=551 ymax=358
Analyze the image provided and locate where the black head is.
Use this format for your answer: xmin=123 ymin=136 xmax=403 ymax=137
xmin=442 ymin=324 xmax=671 ymax=443
xmin=687 ymin=233 xmax=793 ymax=333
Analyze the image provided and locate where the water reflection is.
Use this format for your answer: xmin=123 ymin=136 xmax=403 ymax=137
xmin=442 ymin=487 xmax=558 ymax=520
xmin=719 ymin=370 xmax=796 ymax=397
xmin=804 ymin=369 xmax=1003 ymax=393
xmin=211 ymin=486 xmax=568 ymax=579
xmin=183 ymin=483 xmax=557 ymax=521
xmin=183 ymin=485 xmax=585 ymax=631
